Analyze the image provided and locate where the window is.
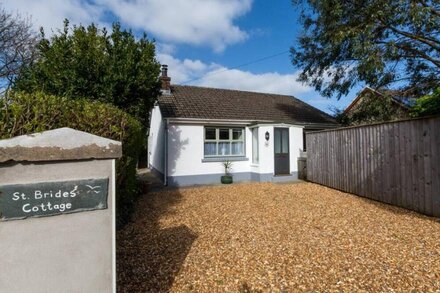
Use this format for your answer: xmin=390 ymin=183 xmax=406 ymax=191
xmin=252 ymin=128 xmax=259 ymax=164
xmin=204 ymin=127 xmax=244 ymax=157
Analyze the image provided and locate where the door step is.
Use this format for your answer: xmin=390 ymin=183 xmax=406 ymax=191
xmin=272 ymin=174 xmax=298 ymax=183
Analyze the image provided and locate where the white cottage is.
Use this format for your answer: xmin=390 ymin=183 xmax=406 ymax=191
xmin=148 ymin=65 xmax=338 ymax=186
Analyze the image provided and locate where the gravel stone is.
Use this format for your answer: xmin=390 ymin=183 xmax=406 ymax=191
xmin=117 ymin=182 xmax=440 ymax=292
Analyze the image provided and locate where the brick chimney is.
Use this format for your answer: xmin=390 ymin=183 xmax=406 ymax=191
xmin=160 ymin=64 xmax=171 ymax=95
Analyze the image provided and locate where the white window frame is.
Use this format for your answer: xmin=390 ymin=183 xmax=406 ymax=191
xmin=252 ymin=127 xmax=259 ymax=164
xmin=204 ymin=127 xmax=245 ymax=157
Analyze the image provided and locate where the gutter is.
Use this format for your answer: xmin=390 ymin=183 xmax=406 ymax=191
xmin=167 ymin=118 xmax=265 ymax=126
xmin=164 ymin=118 xmax=169 ymax=186
xmin=167 ymin=117 xmax=269 ymax=123
xmin=167 ymin=118 xmax=338 ymax=128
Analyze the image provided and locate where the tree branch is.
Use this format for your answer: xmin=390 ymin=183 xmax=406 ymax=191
xmin=387 ymin=24 xmax=440 ymax=50
xmin=415 ymin=0 xmax=440 ymax=17
xmin=393 ymin=42 xmax=440 ymax=68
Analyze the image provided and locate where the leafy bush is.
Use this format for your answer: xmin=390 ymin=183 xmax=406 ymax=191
xmin=411 ymin=88 xmax=440 ymax=117
xmin=14 ymin=20 xmax=161 ymax=129
xmin=0 ymin=91 xmax=144 ymax=227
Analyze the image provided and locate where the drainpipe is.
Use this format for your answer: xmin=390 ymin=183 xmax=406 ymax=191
xmin=164 ymin=118 xmax=169 ymax=186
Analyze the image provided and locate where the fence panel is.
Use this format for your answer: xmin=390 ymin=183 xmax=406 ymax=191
xmin=306 ymin=116 xmax=440 ymax=217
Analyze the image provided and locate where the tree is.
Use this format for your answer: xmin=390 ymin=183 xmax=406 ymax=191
xmin=291 ymin=0 xmax=440 ymax=100
xmin=333 ymin=94 xmax=408 ymax=126
xmin=14 ymin=20 xmax=161 ymax=129
xmin=411 ymin=87 xmax=440 ymax=117
xmin=0 ymin=5 xmax=38 ymax=93
xmin=333 ymin=88 xmax=410 ymax=125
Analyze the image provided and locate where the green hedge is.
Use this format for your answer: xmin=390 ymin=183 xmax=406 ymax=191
xmin=0 ymin=91 xmax=144 ymax=227
xmin=411 ymin=87 xmax=440 ymax=117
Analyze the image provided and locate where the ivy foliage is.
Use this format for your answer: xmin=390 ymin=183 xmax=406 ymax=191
xmin=0 ymin=91 xmax=144 ymax=227
xmin=411 ymin=87 xmax=440 ymax=117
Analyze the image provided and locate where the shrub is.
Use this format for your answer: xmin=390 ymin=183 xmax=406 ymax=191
xmin=411 ymin=88 xmax=440 ymax=117
xmin=0 ymin=91 xmax=144 ymax=228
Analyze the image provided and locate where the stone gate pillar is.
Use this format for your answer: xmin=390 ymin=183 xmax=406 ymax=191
xmin=0 ymin=128 xmax=122 ymax=293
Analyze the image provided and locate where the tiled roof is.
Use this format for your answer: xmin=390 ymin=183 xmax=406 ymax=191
xmin=158 ymin=85 xmax=337 ymax=125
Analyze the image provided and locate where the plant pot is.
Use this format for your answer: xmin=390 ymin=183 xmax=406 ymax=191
xmin=141 ymin=181 xmax=152 ymax=194
xmin=221 ymin=175 xmax=233 ymax=184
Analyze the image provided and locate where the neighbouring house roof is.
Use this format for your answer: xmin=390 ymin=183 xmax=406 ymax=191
xmin=157 ymin=85 xmax=337 ymax=126
xmin=344 ymin=86 xmax=410 ymax=115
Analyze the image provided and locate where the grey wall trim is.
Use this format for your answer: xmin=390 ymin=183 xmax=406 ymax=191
xmin=250 ymin=172 xmax=260 ymax=182
xmin=167 ymin=171 xmax=298 ymax=187
xmin=250 ymin=172 xmax=272 ymax=182
xmin=201 ymin=156 xmax=249 ymax=163
xmin=168 ymin=172 xmax=250 ymax=187
xmin=272 ymin=172 xmax=298 ymax=183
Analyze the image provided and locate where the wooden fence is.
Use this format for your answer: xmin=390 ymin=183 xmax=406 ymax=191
xmin=306 ymin=116 xmax=440 ymax=217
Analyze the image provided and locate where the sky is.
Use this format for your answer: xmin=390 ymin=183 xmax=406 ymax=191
xmin=3 ymin=0 xmax=360 ymax=114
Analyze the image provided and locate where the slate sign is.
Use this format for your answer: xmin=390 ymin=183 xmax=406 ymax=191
xmin=0 ymin=178 xmax=109 ymax=221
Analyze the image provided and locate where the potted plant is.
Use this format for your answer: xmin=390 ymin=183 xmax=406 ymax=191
xmin=221 ymin=161 xmax=233 ymax=184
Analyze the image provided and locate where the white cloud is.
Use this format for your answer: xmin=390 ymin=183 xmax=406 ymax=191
xmin=156 ymin=43 xmax=176 ymax=55
xmin=198 ymin=67 xmax=312 ymax=95
xmin=3 ymin=0 xmax=252 ymax=52
xmin=2 ymin=0 xmax=104 ymax=33
xmin=156 ymin=52 xmax=219 ymax=83
xmin=97 ymin=0 xmax=252 ymax=52
xmin=156 ymin=52 xmax=312 ymax=97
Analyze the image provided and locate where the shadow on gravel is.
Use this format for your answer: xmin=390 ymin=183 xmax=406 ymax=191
xmin=117 ymin=188 xmax=197 ymax=292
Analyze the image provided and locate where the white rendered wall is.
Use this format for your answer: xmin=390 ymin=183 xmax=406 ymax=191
xmin=148 ymin=105 xmax=165 ymax=174
xmin=167 ymin=124 xmax=252 ymax=176
xmin=165 ymin=123 xmax=304 ymax=179
xmin=251 ymin=125 xmax=303 ymax=175
xmin=249 ymin=127 xmax=260 ymax=174
xmin=289 ymin=126 xmax=304 ymax=173
xmin=255 ymin=126 xmax=274 ymax=174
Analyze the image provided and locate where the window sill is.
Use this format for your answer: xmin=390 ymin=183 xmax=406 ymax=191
xmin=202 ymin=156 xmax=249 ymax=163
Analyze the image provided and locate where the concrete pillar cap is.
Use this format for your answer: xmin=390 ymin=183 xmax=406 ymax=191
xmin=0 ymin=128 xmax=122 ymax=163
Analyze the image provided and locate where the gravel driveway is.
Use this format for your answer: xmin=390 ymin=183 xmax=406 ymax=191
xmin=117 ymin=182 xmax=440 ymax=292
